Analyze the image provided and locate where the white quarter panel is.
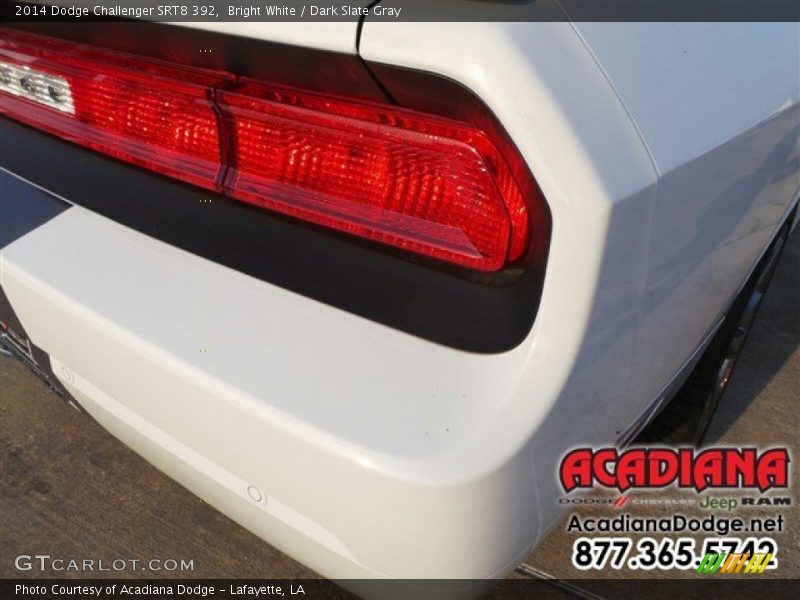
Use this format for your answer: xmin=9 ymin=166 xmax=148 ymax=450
xmin=572 ymin=23 xmax=800 ymax=409
xmin=571 ymin=23 xmax=800 ymax=175
xmin=359 ymin=18 xmax=799 ymax=524
xmin=359 ymin=18 xmax=659 ymax=533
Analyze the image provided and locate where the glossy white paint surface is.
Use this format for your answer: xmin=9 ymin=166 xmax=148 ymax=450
xmin=360 ymin=18 xmax=799 ymax=528
xmin=360 ymin=19 xmax=661 ymax=534
xmin=569 ymin=22 xmax=800 ymax=415
xmin=572 ymin=23 xmax=800 ymax=174
xmin=2 ymin=17 xmax=798 ymax=586
xmin=1 ymin=205 xmax=540 ymax=581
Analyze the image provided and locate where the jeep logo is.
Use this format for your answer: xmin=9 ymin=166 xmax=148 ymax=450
xmin=698 ymin=496 xmax=791 ymax=510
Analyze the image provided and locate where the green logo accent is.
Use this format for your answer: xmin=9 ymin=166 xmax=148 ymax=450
xmin=697 ymin=552 xmax=727 ymax=574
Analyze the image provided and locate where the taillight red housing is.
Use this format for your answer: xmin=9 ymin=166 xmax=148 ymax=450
xmin=0 ymin=28 xmax=544 ymax=272
xmin=219 ymin=81 xmax=531 ymax=270
xmin=0 ymin=30 xmax=225 ymax=189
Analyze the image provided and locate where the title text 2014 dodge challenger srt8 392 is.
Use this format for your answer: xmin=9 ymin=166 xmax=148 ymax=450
xmin=0 ymin=6 xmax=798 ymax=594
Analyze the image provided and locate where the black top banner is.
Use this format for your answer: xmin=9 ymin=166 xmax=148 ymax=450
xmin=2 ymin=0 xmax=800 ymax=23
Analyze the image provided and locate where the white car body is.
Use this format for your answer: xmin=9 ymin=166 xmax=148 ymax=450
xmin=1 ymin=12 xmax=798 ymax=587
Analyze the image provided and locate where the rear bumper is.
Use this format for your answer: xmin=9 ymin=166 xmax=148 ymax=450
xmin=1 ymin=168 xmax=543 ymax=580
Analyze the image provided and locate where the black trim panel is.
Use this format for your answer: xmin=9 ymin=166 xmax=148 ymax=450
xmin=0 ymin=169 xmax=70 ymax=248
xmin=0 ymin=284 xmax=78 ymax=408
xmin=1 ymin=118 xmax=542 ymax=352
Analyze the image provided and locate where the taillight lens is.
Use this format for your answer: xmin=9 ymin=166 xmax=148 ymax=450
xmin=0 ymin=31 xmax=224 ymax=189
xmin=220 ymin=82 xmax=529 ymax=270
xmin=0 ymin=29 xmax=540 ymax=272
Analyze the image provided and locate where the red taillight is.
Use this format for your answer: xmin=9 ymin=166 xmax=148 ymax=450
xmin=220 ymin=81 xmax=530 ymax=270
xmin=0 ymin=29 xmax=542 ymax=272
xmin=0 ymin=32 xmax=224 ymax=190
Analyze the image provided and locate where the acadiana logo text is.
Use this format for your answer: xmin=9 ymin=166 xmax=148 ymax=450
xmin=559 ymin=447 xmax=790 ymax=493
